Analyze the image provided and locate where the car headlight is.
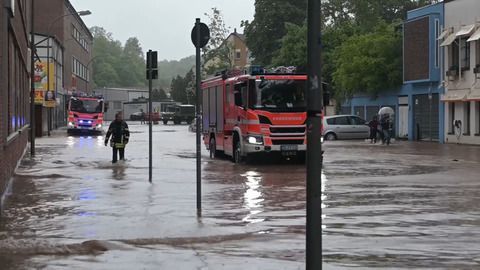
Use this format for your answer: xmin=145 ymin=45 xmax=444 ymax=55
xmin=96 ymin=124 xmax=102 ymax=128
xmin=247 ymin=135 xmax=263 ymax=145
xmin=68 ymin=122 xmax=74 ymax=127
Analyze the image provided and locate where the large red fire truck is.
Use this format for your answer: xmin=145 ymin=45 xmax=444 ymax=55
xmin=67 ymin=95 xmax=105 ymax=134
xmin=202 ymin=67 xmax=307 ymax=162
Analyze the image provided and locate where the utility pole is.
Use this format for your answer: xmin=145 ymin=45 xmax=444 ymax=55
xmin=30 ymin=0 xmax=36 ymax=156
xmin=306 ymin=0 xmax=323 ymax=269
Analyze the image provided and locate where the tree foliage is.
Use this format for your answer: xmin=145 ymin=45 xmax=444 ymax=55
xmin=170 ymin=69 xmax=195 ymax=104
xmin=91 ymin=27 xmax=146 ymax=88
xmin=202 ymin=8 xmax=233 ymax=75
xmin=333 ymin=23 xmax=402 ymax=98
xmin=246 ymin=0 xmax=440 ymax=98
xmin=243 ymin=0 xmax=307 ymax=66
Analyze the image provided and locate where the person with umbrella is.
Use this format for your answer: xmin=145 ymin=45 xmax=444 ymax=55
xmin=378 ymin=107 xmax=394 ymax=145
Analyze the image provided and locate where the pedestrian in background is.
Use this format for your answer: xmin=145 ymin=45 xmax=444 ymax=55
xmin=368 ymin=115 xmax=379 ymax=143
xmin=105 ymin=111 xmax=130 ymax=163
xmin=380 ymin=114 xmax=391 ymax=145
xmin=140 ymin=109 xmax=146 ymax=125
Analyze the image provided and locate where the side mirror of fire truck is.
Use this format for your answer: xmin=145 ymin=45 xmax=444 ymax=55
xmin=104 ymin=102 xmax=109 ymax=112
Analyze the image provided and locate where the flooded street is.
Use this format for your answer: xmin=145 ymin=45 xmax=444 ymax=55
xmin=1 ymin=123 xmax=480 ymax=269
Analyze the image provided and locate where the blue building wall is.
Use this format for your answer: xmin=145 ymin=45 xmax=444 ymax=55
xmin=343 ymin=2 xmax=445 ymax=143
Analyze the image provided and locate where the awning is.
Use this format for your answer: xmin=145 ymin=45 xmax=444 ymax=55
xmin=440 ymin=33 xmax=457 ymax=47
xmin=467 ymin=28 xmax=480 ymax=42
xmin=466 ymin=89 xmax=480 ymax=101
xmin=437 ymin=29 xmax=450 ymax=40
xmin=441 ymin=90 xmax=469 ymax=102
xmin=456 ymin=24 xmax=475 ymax=37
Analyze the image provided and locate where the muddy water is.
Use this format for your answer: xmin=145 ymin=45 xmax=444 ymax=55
xmin=0 ymin=124 xmax=479 ymax=269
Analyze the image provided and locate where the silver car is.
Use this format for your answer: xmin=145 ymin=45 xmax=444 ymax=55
xmin=322 ymin=115 xmax=370 ymax=140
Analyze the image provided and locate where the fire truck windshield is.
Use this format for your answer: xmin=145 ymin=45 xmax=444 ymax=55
xmin=70 ymin=99 xmax=103 ymax=113
xmin=249 ymin=79 xmax=306 ymax=112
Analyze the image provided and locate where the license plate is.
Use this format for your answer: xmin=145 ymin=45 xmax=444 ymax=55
xmin=281 ymin=145 xmax=298 ymax=151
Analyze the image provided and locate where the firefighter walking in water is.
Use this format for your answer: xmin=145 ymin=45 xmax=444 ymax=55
xmin=105 ymin=111 xmax=130 ymax=163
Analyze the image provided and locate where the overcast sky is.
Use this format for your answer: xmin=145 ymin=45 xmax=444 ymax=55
xmin=70 ymin=0 xmax=255 ymax=61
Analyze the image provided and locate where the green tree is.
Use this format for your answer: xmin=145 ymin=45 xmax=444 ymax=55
xmin=203 ymin=8 xmax=233 ymax=75
xmin=243 ymin=0 xmax=307 ymax=66
xmin=170 ymin=75 xmax=188 ymax=104
xmin=333 ymin=22 xmax=402 ymax=99
xmin=272 ymin=23 xmax=307 ymax=69
xmin=118 ymin=37 xmax=146 ymax=87
xmin=151 ymin=88 xmax=168 ymax=101
xmin=91 ymin=26 xmax=122 ymax=88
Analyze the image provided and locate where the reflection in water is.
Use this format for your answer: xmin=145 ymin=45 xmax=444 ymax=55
xmin=241 ymin=171 xmax=265 ymax=224
xmin=112 ymin=165 xmax=126 ymax=180
xmin=322 ymin=172 xmax=328 ymax=230
xmin=66 ymin=136 xmax=75 ymax=148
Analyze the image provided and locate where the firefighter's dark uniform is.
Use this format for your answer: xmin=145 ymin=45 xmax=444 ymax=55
xmin=105 ymin=120 xmax=130 ymax=163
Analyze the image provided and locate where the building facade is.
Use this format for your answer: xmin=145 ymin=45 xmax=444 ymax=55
xmin=1 ymin=0 xmax=32 ymax=211
xmin=440 ymin=0 xmax=480 ymax=145
xmin=343 ymin=3 xmax=446 ymax=143
xmin=226 ymin=29 xmax=250 ymax=70
xmin=34 ymin=0 xmax=92 ymax=136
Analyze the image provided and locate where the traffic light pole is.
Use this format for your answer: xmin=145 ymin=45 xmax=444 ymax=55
xmin=306 ymin=0 xmax=323 ymax=269
xmin=148 ymin=50 xmax=153 ymax=183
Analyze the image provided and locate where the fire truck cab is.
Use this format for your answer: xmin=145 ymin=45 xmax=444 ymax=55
xmin=67 ymin=95 xmax=105 ymax=134
xmin=202 ymin=67 xmax=307 ymax=163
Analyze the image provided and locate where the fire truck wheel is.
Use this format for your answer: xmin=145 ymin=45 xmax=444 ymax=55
xmin=233 ymin=140 xmax=242 ymax=164
xmin=209 ymin=138 xmax=216 ymax=159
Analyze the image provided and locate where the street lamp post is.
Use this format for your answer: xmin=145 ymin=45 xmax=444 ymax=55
xmin=45 ymin=10 xmax=91 ymax=136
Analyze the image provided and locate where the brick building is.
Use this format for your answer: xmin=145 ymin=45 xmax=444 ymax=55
xmin=1 ymin=0 xmax=32 ymax=211
xmin=33 ymin=0 xmax=92 ymax=136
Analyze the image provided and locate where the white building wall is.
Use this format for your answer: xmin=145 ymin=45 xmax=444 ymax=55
xmin=444 ymin=0 xmax=480 ymax=145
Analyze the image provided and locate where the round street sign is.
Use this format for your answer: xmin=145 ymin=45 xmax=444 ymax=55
xmin=191 ymin=23 xmax=210 ymax=48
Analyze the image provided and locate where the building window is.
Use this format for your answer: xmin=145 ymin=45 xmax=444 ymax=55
xmin=235 ymin=49 xmax=241 ymax=60
xmin=476 ymin=101 xmax=480 ymax=135
xmin=460 ymin=37 xmax=470 ymax=70
xmin=450 ymin=41 xmax=459 ymax=70
xmin=449 ymin=102 xmax=455 ymax=134
xmin=71 ymin=24 xmax=89 ymax=51
xmin=476 ymin=41 xmax=480 ymax=68
xmin=435 ymin=20 xmax=440 ymax=68
xmin=72 ymin=57 xmax=89 ymax=81
xmin=464 ymin=101 xmax=471 ymax=135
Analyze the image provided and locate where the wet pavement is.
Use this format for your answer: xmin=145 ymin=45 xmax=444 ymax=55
xmin=0 ymin=123 xmax=479 ymax=269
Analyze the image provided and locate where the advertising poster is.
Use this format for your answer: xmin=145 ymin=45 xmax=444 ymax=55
xmin=34 ymin=61 xmax=55 ymax=106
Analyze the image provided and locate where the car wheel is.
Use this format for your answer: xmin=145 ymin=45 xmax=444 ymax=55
xmin=325 ymin=133 xmax=337 ymax=141
xmin=233 ymin=140 xmax=242 ymax=164
xmin=209 ymin=138 xmax=216 ymax=159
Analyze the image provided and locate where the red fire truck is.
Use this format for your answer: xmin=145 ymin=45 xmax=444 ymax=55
xmin=67 ymin=95 xmax=105 ymax=134
xmin=202 ymin=67 xmax=307 ymax=163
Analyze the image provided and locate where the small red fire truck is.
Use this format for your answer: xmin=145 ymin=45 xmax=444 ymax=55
xmin=67 ymin=95 xmax=105 ymax=134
